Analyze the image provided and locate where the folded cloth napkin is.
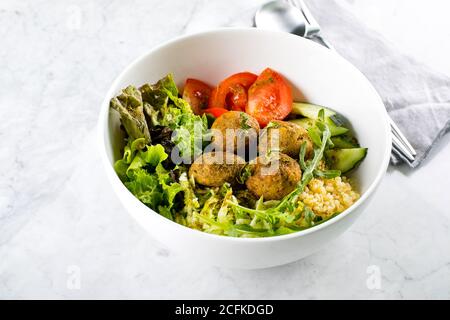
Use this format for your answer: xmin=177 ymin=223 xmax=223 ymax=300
xmin=304 ymin=0 xmax=450 ymax=167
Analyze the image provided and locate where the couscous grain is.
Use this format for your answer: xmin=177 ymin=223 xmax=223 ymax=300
xmin=299 ymin=176 xmax=359 ymax=218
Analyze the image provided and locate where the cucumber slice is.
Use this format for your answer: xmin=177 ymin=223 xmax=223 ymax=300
xmin=292 ymin=102 xmax=336 ymax=119
xmin=289 ymin=118 xmax=314 ymax=130
xmin=331 ymin=135 xmax=360 ymax=149
xmin=289 ymin=118 xmax=348 ymax=136
xmin=290 ymin=103 xmax=348 ymax=136
xmin=325 ymin=148 xmax=367 ymax=173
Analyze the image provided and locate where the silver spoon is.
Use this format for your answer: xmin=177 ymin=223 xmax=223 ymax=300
xmin=254 ymin=1 xmax=307 ymax=37
xmin=254 ymin=1 xmax=334 ymax=50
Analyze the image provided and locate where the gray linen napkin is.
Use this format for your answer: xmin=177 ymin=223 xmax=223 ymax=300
xmin=305 ymin=0 xmax=450 ymax=167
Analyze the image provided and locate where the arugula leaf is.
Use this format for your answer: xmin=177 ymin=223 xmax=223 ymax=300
xmin=302 ymin=206 xmax=316 ymax=227
xmin=227 ymin=108 xmax=334 ymax=232
xmin=313 ymin=169 xmax=341 ymax=179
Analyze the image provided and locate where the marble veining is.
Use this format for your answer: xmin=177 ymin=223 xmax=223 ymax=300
xmin=0 ymin=0 xmax=449 ymax=299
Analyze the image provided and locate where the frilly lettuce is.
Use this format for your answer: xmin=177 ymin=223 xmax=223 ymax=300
xmin=111 ymin=74 xmax=209 ymax=163
xmin=139 ymin=74 xmax=209 ymax=162
xmin=110 ymin=86 xmax=150 ymax=143
xmin=114 ymin=142 xmax=183 ymax=221
xmin=111 ymin=74 xmax=210 ymax=223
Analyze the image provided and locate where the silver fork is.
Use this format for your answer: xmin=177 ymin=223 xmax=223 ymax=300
xmin=286 ymin=0 xmax=417 ymax=162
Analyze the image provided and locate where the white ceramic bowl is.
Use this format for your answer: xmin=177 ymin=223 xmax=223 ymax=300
xmin=98 ymin=28 xmax=391 ymax=269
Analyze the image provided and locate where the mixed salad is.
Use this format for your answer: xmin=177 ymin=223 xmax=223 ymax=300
xmin=110 ymin=68 xmax=367 ymax=237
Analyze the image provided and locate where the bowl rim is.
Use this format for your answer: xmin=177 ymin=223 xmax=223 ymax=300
xmin=98 ymin=27 xmax=392 ymax=243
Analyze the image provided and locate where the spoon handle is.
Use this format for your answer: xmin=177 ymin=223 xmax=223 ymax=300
xmin=311 ymin=34 xmax=336 ymax=51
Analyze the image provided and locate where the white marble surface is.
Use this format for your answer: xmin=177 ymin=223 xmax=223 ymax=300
xmin=1 ymin=0 xmax=449 ymax=299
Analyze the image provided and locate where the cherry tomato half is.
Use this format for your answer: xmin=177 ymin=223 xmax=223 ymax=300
xmin=246 ymin=68 xmax=293 ymax=126
xmin=202 ymin=107 xmax=229 ymax=118
xmin=226 ymin=84 xmax=247 ymax=112
xmin=182 ymin=78 xmax=212 ymax=115
xmin=208 ymin=72 xmax=257 ymax=110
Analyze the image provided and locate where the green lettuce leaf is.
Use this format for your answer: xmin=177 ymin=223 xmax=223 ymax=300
xmin=114 ymin=138 xmax=147 ymax=181
xmin=172 ymin=114 xmax=209 ymax=162
xmin=156 ymin=164 xmax=183 ymax=210
xmin=114 ymin=160 xmax=129 ymax=182
xmin=179 ymin=172 xmax=200 ymax=216
xmin=126 ymin=144 xmax=168 ymax=178
xmin=138 ymin=74 xmax=209 ymax=162
xmin=141 ymin=144 xmax=168 ymax=167
xmin=158 ymin=205 xmax=173 ymax=221
xmin=124 ymin=169 xmax=163 ymax=210
xmin=110 ymin=86 xmax=150 ymax=143
xmin=115 ymin=141 xmax=185 ymax=217
xmin=139 ymin=73 xmax=191 ymax=125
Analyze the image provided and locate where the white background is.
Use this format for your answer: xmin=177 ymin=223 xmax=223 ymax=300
xmin=0 ymin=0 xmax=449 ymax=299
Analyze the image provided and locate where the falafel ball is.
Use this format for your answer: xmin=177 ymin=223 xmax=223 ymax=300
xmin=245 ymin=153 xmax=301 ymax=200
xmin=259 ymin=120 xmax=313 ymax=159
xmin=211 ymin=111 xmax=260 ymax=154
xmin=189 ymin=151 xmax=246 ymax=187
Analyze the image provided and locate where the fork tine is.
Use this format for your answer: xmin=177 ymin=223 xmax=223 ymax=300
xmin=298 ymin=0 xmax=321 ymax=34
xmin=389 ymin=117 xmax=417 ymax=156
xmin=285 ymin=0 xmax=296 ymax=8
xmin=287 ymin=0 xmax=321 ymax=36
xmin=297 ymin=0 xmax=320 ymax=26
xmin=392 ymin=133 xmax=415 ymax=161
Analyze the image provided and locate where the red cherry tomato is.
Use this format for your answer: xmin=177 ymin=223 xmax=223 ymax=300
xmin=246 ymin=68 xmax=293 ymax=126
xmin=208 ymin=72 xmax=257 ymax=109
xmin=182 ymin=78 xmax=212 ymax=115
xmin=226 ymin=84 xmax=247 ymax=112
xmin=202 ymin=107 xmax=229 ymax=118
